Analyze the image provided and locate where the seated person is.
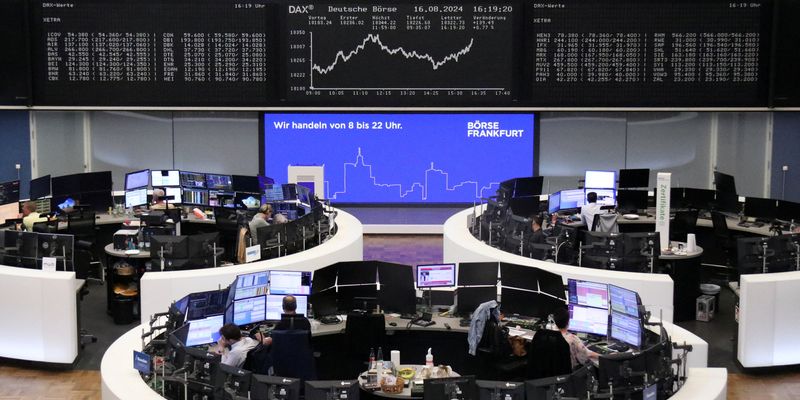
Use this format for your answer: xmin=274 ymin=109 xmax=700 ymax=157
xmin=580 ymin=192 xmax=602 ymax=231
xmin=150 ymin=188 xmax=176 ymax=210
xmin=249 ymin=204 xmax=271 ymax=243
xmin=254 ymin=295 xmax=312 ymax=347
xmin=529 ymin=215 xmax=546 ymax=244
xmin=22 ymin=201 xmax=49 ymax=231
xmin=214 ymin=323 xmax=260 ymax=368
xmin=552 ymin=307 xmax=599 ymax=369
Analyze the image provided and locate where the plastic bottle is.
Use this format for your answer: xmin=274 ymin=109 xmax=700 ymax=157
xmin=369 ymin=347 xmax=376 ymax=370
xmin=425 ymin=348 xmax=433 ymax=367
xmin=376 ymin=347 xmax=384 ymax=377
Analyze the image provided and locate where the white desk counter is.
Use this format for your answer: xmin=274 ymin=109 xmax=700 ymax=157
xmin=443 ymin=207 xmax=676 ymax=322
xmin=0 ymin=265 xmax=83 ymax=364
xmin=139 ymin=209 xmax=363 ymax=325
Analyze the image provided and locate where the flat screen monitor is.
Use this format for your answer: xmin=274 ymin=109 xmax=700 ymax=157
xmin=80 ymin=171 xmax=113 ymax=193
xmin=499 ymin=262 xmax=539 ymax=292
xmin=185 ymin=290 xmax=228 ymax=321
xmin=304 ymin=381 xmax=358 ymax=400
xmin=232 ymin=295 xmax=267 ymax=326
xmin=311 ymin=265 xmax=337 ymax=293
xmin=252 ymin=375 xmax=301 ymax=400
xmin=476 ymin=380 xmax=525 ymax=400
xmin=568 ymin=304 xmax=608 ymax=336
xmin=150 ymin=235 xmax=189 ymax=260
xmin=616 ymin=189 xmax=648 ymax=213
xmin=714 ymin=191 xmax=740 ymax=214
xmin=266 ymin=294 xmax=308 ymax=320
xmin=183 ymin=188 xmax=209 ymax=206
xmin=336 ymin=261 xmax=378 ymax=285
xmin=547 ymin=191 xmax=561 ymax=214
xmin=180 ymin=171 xmax=206 ymax=188
xmin=377 ymin=285 xmax=416 ymax=315
xmin=30 ymin=175 xmax=51 ymax=200
xmin=233 ymin=271 xmax=269 ymax=300
xmin=0 ymin=180 xmax=20 ymax=205
xmin=618 ymin=169 xmax=650 ymax=189
xmin=416 ymin=264 xmax=456 ymax=288
xmin=424 ymin=376 xmax=477 ymax=400
xmin=609 ymin=285 xmax=639 ymax=317
xmin=501 ymin=287 xmax=565 ymax=319
xmin=458 ymin=262 xmax=498 ymax=286
xmin=585 ymin=170 xmax=616 ymax=189
xmin=124 ymin=188 xmax=148 ymax=208
xmin=456 ymin=286 xmax=497 ymax=316
xmin=151 ymin=170 xmax=180 ymax=187
xmin=590 ymin=188 xmax=616 ymax=207
xmin=513 ymin=177 xmax=544 ymax=198
xmin=610 ymin=311 xmax=642 ymax=349
xmin=51 ymin=174 xmax=81 ymax=197
xmin=296 ymin=184 xmax=312 ymax=206
xmin=269 ymin=270 xmax=312 ymax=295
xmin=526 ymin=371 xmax=587 ymax=400
xmin=232 ymin=175 xmax=261 ymax=193
xmin=159 ymin=186 xmax=182 ymax=204
xmin=567 ymin=279 xmax=608 ymax=309
xmin=125 ymin=169 xmax=150 ymax=190
xmin=683 ymin=188 xmax=716 ymax=210
xmin=377 ymin=261 xmax=415 ymax=290
xmin=744 ymin=196 xmax=778 ymax=220
xmin=234 ymin=192 xmax=261 ymax=209
xmin=559 ymin=189 xmax=585 ymax=210
xmin=714 ymin=171 xmax=736 ymax=194
xmin=206 ymin=173 xmax=233 ymax=191
xmin=185 ymin=315 xmax=224 ymax=347
xmin=263 ymin=184 xmax=284 ymax=202
xmin=778 ymin=200 xmax=800 ymax=222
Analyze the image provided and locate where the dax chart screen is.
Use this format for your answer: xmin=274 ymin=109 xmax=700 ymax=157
xmin=263 ymin=113 xmax=535 ymax=204
xmin=284 ymin=1 xmax=518 ymax=105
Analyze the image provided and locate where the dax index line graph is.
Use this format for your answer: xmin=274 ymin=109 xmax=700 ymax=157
xmin=308 ymin=32 xmax=506 ymax=91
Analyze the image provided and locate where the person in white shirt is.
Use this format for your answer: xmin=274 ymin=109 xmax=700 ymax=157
xmin=22 ymin=201 xmax=48 ymax=231
xmin=580 ymin=192 xmax=602 ymax=231
xmin=214 ymin=323 xmax=259 ymax=368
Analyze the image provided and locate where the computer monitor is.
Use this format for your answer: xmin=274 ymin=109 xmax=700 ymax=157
xmin=616 ymin=189 xmax=648 ymax=213
xmin=424 ymin=376 xmax=477 ymax=400
xmin=252 ymin=375 xmax=301 ymax=400
xmin=180 ymin=171 xmax=206 ymax=188
xmin=36 ymin=233 xmax=74 ymax=270
xmin=476 ymin=380 xmax=525 ymax=400
xmin=266 ymin=294 xmax=308 ymax=320
xmin=378 ymin=284 xmax=417 ymax=315
xmin=151 ymin=170 xmax=180 ymax=187
xmin=591 ymin=188 xmax=616 ymax=207
xmin=186 ymin=232 xmax=219 ymax=268
xmin=269 ymin=270 xmax=312 ymax=295
xmin=186 ymin=290 xmax=229 ymax=321
xmin=609 ymin=311 xmax=642 ymax=349
xmin=736 ymin=237 xmax=768 ymax=275
xmin=231 ymin=175 xmax=260 ymax=193
xmin=282 ymin=184 xmax=298 ymax=201
xmin=305 ymin=381 xmax=359 ymax=400
xmin=683 ymin=188 xmax=716 ymax=210
xmin=714 ymin=171 xmax=736 ymax=194
xmin=621 ymin=232 xmax=661 ymax=273
xmin=568 ymin=304 xmax=608 ymax=336
xmin=232 ymin=271 xmax=269 ymax=300
xmin=217 ymin=363 xmax=252 ymax=398
xmin=234 ymin=192 xmax=261 ymax=209
xmin=206 ymin=174 xmax=233 ymax=191
xmin=0 ymin=180 xmax=20 ymax=205
xmin=513 ymin=177 xmax=544 ymax=198
xmin=158 ymin=186 xmax=182 ymax=204
xmin=585 ymin=170 xmax=616 ymax=189
xmin=499 ymin=262 xmax=539 ymax=291
xmin=567 ymin=279 xmax=609 ymax=309
xmin=744 ymin=196 xmax=778 ymax=220
xmin=456 ymin=286 xmax=497 ymax=316
xmin=296 ymin=185 xmax=312 ymax=207
xmin=125 ymin=169 xmax=150 ymax=190
xmin=765 ymin=235 xmax=798 ymax=273
xmin=501 ymin=287 xmax=565 ymax=319
xmin=609 ymin=284 xmax=640 ymax=317
xmin=416 ymin=263 xmax=456 ymax=288
xmin=777 ymin=200 xmax=800 ymax=222
xmin=150 ymin=235 xmax=190 ymax=260
xmin=311 ymin=265 xmax=337 ymax=293
xmin=458 ymin=262 xmax=499 ymax=286
xmin=310 ymin=289 xmax=338 ymax=317
xmin=263 ymin=184 xmax=284 ymax=202
xmin=526 ymin=370 xmax=588 ymax=400
xmin=51 ymin=173 xmax=81 ymax=197
xmin=30 ymin=175 xmax=51 ymax=200
xmin=547 ymin=191 xmax=561 ymax=214
xmin=183 ymin=188 xmax=209 ymax=206
xmin=231 ymin=295 xmax=266 ymax=326
xmin=618 ymin=169 xmax=650 ymax=189
xmin=559 ymin=189 xmax=586 ymax=210
xmin=597 ymin=351 xmax=647 ymax=390
xmin=80 ymin=171 xmax=113 ymax=193
xmin=714 ymin=191 xmax=740 ymax=214
xmin=124 ymin=188 xmax=148 ymax=208
xmin=185 ymin=314 xmax=224 ymax=347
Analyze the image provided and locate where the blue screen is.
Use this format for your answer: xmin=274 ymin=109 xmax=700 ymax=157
xmin=264 ymin=113 xmax=535 ymax=203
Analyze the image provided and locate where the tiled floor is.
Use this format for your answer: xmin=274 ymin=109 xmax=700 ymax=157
xmin=2 ymin=234 xmax=800 ymax=399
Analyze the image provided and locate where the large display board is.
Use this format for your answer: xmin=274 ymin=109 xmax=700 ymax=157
xmin=283 ymin=1 xmax=519 ymax=105
xmin=525 ymin=0 xmax=773 ymax=106
xmin=30 ymin=0 xmax=276 ymax=106
xmin=0 ymin=0 xmax=31 ymax=105
xmin=263 ymin=113 xmax=536 ymax=203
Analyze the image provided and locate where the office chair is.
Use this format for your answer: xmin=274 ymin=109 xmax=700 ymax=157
xmin=475 ymin=312 xmax=527 ymax=381
xmin=670 ymin=210 xmax=699 ymax=242
xmin=214 ymin=208 xmax=240 ymax=263
xmin=591 ymin=213 xmax=619 ymax=233
xmin=270 ymin=330 xmax=317 ymax=381
xmin=711 ymin=211 xmax=738 ymax=268
xmin=344 ymin=313 xmax=386 ymax=376
xmin=526 ymin=329 xmax=572 ymax=380
xmin=67 ymin=210 xmax=102 ymax=282
xmin=32 ymin=221 xmax=58 ymax=233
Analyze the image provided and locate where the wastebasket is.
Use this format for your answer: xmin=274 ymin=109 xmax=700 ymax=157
xmin=700 ymin=283 xmax=721 ymax=313
xmin=113 ymin=297 xmax=135 ymax=325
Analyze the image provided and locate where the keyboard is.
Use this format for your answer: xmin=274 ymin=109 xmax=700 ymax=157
xmin=588 ymin=344 xmax=611 ymax=355
xmin=318 ymin=315 xmax=341 ymax=324
xmin=607 ymin=343 xmax=630 ymax=352
xmin=504 ymin=318 xmax=540 ymax=331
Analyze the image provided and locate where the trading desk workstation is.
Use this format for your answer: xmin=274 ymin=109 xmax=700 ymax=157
xmin=103 ymin=260 xmax=719 ymax=400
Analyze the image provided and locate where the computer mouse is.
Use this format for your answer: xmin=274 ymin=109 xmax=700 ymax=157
xmin=389 ymin=322 xmax=397 ymax=327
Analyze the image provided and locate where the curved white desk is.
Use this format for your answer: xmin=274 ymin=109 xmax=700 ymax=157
xmin=443 ymin=207 xmax=676 ymax=322
xmin=139 ymin=209 xmax=363 ymax=325
xmin=0 ymin=265 xmax=82 ymax=364
xmin=101 ymin=317 xmax=712 ymax=400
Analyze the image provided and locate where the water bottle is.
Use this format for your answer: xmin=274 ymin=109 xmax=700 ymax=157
xmin=368 ymin=347 xmax=375 ymax=370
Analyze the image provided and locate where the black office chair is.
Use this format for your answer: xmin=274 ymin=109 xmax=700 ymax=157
xmin=344 ymin=313 xmax=386 ymax=377
xmin=591 ymin=213 xmax=619 ymax=233
xmin=711 ymin=211 xmax=738 ymax=268
xmin=271 ymin=330 xmax=316 ymax=381
xmin=32 ymin=221 xmax=58 ymax=233
xmin=475 ymin=312 xmax=526 ymax=381
xmin=526 ymin=329 xmax=572 ymax=380
xmin=214 ymin=208 xmax=240 ymax=263
xmin=670 ymin=210 xmax=699 ymax=242
xmin=67 ymin=210 xmax=102 ymax=281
